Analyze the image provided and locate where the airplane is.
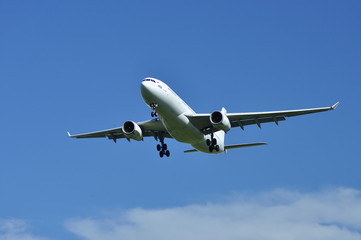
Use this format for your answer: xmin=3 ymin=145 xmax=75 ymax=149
xmin=68 ymin=77 xmax=339 ymax=158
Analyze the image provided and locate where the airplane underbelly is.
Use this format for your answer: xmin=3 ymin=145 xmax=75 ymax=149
xmin=161 ymin=114 xmax=204 ymax=143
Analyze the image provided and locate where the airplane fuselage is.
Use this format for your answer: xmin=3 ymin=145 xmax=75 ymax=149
xmin=141 ymin=78 xmax=225 ymax=154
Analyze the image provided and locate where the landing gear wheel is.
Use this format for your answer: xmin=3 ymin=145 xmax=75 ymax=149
xmin=209 ymin=146 xmax=214 ymax=152
xmin=157 ymin=136 xmax=170 ymax=158
xmin=150 ymin=103 xmax=158 ymax=118
xmin=206 ymin=139 xmax=211 ymax=146
xmin=215 ymin=145 xmax=220 ymax=152
xmin=212 ymin=138 xmax=217 ymax=145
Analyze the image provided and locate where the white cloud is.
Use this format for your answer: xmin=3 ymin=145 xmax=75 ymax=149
xmin=0 ymin=219 xmax=48 ymax=240
xmin=65 ymin=188 xmax=361 ymax=240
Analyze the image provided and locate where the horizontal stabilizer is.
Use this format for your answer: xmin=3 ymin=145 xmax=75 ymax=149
xmin=184 ymin=149 xmax=199 ymax=153
xmin=184 ymin=142 xmax=267 ymax=153
xmin=225 ymin=142 xmax=268 ymax=150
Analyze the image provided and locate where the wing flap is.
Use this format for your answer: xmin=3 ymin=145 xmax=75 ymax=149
xmin=231 ymin=116 xmax=286 ymax=128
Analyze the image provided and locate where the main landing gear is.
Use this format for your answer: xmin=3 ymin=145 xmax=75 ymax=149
xmin=206 ymin=132 xmax=220 ymax=153
xmin=157 ymin=136 xmax=170 ymax=158
xmin=150 ymin=103 xmax=158 ymax=117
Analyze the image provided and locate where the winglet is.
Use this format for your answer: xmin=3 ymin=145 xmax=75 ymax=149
xmin=331 ymin=102 xmax=340 ymax=110
xmin=67 ymin=131 xmax=72 ymax=137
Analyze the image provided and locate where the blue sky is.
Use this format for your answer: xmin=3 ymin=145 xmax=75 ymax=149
xmin=1 ymin=1 xmax=360 ymax=239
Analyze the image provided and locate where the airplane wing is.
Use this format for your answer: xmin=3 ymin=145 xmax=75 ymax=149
xmin=68 ymin=118 xmax=172 ymax=141
xmin=186 ymin=102 xmax=340 ymax=133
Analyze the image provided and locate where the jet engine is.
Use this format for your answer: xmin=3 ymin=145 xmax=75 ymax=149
xmin=210 ymin=110 xmax=231 ymax=132
xmin=122 ymin=121 xmax=143 ymax=141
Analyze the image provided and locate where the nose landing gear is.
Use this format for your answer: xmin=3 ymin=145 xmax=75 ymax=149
xmin=150 ymin=103 xmax=158 ymax=117
xmin=206 ymin=132 xmax=220 ymax=153
xmin=157 ymin=136 xmax=170 ymax=158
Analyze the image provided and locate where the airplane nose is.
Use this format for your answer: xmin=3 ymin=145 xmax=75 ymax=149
xmin=141 ymin=80 xmax=148 ymax=91
xmin=141 ymin=80 xmax=151 ymax=98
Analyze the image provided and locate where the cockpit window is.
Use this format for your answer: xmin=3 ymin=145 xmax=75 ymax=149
xmin=143 ymin=78 xmax=156 ymax=83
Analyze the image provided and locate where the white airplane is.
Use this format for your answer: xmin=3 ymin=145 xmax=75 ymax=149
xmin=68 ymin=77 xmax=339 ymax=157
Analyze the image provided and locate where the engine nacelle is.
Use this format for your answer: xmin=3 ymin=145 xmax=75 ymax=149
xmin=210 ymin=110 xmax=231 ymax=132
xmin=122 ymin=121 xmax=143 ymax=141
